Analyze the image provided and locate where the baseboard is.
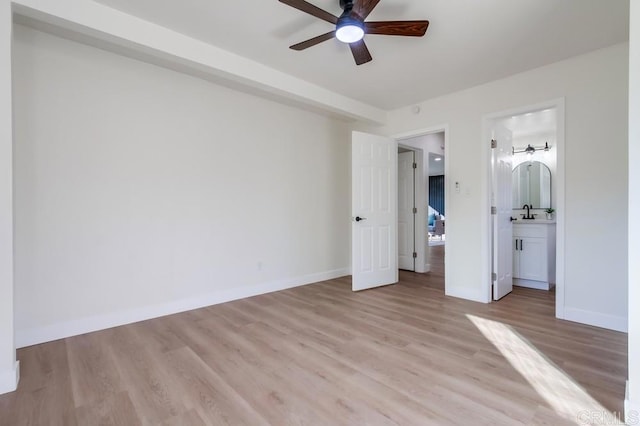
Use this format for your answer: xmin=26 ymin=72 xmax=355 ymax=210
xmin=16 ymin=268 xmax=350 ymax=348
xmin=513 ymin=278 xmax=553 ymax=291
xmin=412 ymin=263 xmax=430 ymax=274
xmin=0 ymin=361 xmax=20 ymax=395
xmin=626 ymin=381 xmax=640 ymax=424
xmin=563 ymin=306 xmax=628 ymax=332
xmin=445 ymin=286 xmax=489 ymax=303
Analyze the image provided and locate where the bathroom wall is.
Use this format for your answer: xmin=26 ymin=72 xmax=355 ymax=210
xmin=512 ymin=133 xmax=557 ymax=216
xmin=500 ymin=110 xmax=557 ymax=217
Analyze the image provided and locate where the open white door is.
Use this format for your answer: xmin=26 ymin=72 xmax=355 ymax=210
xmin=398 ymin=151 xmax=415 ymax=271
xmin=493 ymin=125 xmax=514 ymax=300
xmin=352 ymin=131 xmax=398 ymax=291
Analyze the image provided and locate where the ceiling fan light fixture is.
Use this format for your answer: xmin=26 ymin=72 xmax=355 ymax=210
xmin=336 ymin=16 xmax=364 ymax=43
xmin=280 ymin=0 xmax=429 ymax=65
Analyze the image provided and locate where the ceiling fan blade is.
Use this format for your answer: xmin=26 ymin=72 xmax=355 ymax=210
xmin=352 ymin=0 xmax=381 ymax=20
xmin=365 ymin=20 xmax=429 ymax=37
xmin=290 ymin=31 xmax=336 ymax=50
xmin=349 ymin=40 xmax=373 ymax=65
xmin=279 ymin=0 xmax=338 ymax=24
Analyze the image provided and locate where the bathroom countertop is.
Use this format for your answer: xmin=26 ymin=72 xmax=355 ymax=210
xmin=513 ymin=219 xmax=556 ymax=224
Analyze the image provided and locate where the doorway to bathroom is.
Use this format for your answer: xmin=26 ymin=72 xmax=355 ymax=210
xmin=484 ymin=99 xmax=565 ymax=319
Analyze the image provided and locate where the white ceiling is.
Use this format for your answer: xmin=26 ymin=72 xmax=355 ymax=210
xmin=94 ymin=0 xmax=629 ymax=110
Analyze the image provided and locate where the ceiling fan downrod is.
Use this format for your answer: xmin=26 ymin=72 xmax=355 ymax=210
xmin=339 ymin=0 xmax=355 ymax=14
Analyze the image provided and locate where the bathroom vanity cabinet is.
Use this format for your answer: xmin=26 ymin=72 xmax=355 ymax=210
xmin=512 ymin=222 xmax=556 ymax=290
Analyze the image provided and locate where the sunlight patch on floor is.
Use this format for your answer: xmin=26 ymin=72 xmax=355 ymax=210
xmin=467 ymin=314 xmax=611 ymax=423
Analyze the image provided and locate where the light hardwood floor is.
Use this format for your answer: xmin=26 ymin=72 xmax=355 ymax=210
xmin=0 ymin=246 xmax=628 ymax=425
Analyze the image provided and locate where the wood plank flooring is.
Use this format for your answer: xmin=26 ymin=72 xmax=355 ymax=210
xmin=0 ymin=246 xmax=628 ymax=425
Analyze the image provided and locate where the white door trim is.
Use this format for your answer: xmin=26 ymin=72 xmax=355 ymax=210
xmin=394 ymin=124 xmax=449 ymax=278
xmin=481 ymin=98 xmax=566 ymax=318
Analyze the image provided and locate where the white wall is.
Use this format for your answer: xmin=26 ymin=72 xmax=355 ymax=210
xmin=12 ymin=0 xmax=386 ymax=124
xmin=424 ymin=133 xmax=445 ymax=158
xmin=627 ymin=0 xmax=639 ymax=419
xmin=12 ymin=25 xmax=351 ymax=346
xmin=376 ymin=43 xmax=629 ymax=330
xmin=0 ymin=0 xmax=18 ymax=395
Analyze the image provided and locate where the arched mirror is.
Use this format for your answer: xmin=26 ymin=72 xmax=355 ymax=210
xmin=512 ymin=161 xmax=551 ymax=209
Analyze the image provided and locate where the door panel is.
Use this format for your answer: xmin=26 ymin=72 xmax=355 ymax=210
xmin=493 ymin=126 xmax=513 ymax=300
xmin=398 ymin=151 xmax=415 ymax=271
xmin=352 ymin=131 xmax=398 ymax=291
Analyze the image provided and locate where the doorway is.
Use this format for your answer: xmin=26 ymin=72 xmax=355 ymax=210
xmin=350 ymin=126 xmax=449 ymax=292
xmin=484 ymin=99 xmax=565 ymax=318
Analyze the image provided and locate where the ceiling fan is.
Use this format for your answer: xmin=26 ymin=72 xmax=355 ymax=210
xmin=278 ymin=0 xmax=429 ymax=65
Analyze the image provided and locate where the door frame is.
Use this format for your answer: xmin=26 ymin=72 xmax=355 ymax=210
xmin=394 ymin=124 xmax=449 ymax=278
xmin=482 ymin=98 xmax=566 ymax=318
xmin=397 ymin=145 xmax=421 ymax=272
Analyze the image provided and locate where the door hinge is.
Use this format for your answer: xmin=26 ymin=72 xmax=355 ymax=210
xmin=413 ymin=252 xmax=417 ymax=259
xmin=492 ymin=272 xmax=497 ymax=281
xmin=491 ymin=206 xmax=497 ymax=215
xmin=491 ymin=139 xmax=497 ymax=149
xmin=413 ymin=207 xmax=417 ymax=214
xmin=413 ymin=162 xmax=417 ymax=169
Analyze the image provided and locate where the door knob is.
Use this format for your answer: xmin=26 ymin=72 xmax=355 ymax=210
xmin=510 ymin=217 xmax=517 ymax=222
xmin=355 ymin=216 xmax=367 ymax=222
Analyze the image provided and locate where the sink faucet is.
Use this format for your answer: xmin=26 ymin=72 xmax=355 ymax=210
xmin=522 ymin=204 xmax=535 ymax=220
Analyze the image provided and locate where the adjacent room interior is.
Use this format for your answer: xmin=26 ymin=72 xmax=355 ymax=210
xmin=0 ymin=0 xmax=638 ymax=424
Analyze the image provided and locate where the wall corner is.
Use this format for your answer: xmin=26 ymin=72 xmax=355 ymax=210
xmin=0 ymin=0 xmax=16 ymax=399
